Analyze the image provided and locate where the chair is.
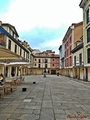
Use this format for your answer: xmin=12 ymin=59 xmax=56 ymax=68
xmin=5 ymin=80 xmax=17 ymax=94
xmin=0 ymin=85 xmax=4 ymax=98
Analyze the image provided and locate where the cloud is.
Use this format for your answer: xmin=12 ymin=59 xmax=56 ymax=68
xmin=0 ymin=0 xmax=82 ymax=32
xmin=39 ymin=37 xmax=63 ymax=53
xmin=19 ymin=25 xmax=67 ymax=47
xmin=0 ymin=0 xmax=82 ymax=53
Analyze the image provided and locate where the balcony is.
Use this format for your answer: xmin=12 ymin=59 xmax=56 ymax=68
xmin=0 ymin=40 xmax=6 ymax=47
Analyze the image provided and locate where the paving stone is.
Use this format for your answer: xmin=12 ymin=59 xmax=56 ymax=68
xmin=1 ymin=105 xmax=19 ymax=113
xmin=0 ymin=75 xmax=90 ymax=120
xmin=0 ymin=114 xmax=11 ymax=120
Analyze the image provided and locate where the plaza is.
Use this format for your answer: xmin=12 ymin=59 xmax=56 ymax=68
xmin=0 ymin=75 xmax=90 ymax=120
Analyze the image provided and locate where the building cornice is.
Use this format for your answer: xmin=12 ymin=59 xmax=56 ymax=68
xmin=79 ymin=0 xmax=87 ymax=8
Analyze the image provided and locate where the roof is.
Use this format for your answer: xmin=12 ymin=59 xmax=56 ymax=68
xmin=0 ymin=26 xmax=29 ymax=53
xmin=2 ymin=23 xmax=19 ymax=37
xmin=79 ymin=0 xmax=86 ymax=8
xmin=63 ymin=21 xmax=83 ymax=42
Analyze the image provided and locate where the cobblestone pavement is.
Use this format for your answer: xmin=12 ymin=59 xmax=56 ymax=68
xmin=0 ymin=75 xmax=90 ymax=120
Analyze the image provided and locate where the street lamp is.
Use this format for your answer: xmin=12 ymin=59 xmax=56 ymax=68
xmin=43 ymin=58 xmax=46 ymax=77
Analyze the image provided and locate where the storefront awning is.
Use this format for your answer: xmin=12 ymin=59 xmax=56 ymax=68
xmin=0 ymin=46 xmax=20 ymax=60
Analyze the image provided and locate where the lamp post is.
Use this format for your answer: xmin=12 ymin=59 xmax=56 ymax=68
xmin=43 ymin=58 xmax=46 ymax=77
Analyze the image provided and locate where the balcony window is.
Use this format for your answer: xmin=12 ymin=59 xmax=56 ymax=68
xmin=38 ymin=59 xmax=41 ymax=63
xmin=52 ymin=64 xmax=54 ymax=68
xmin=87 ymin=27 xmax=90 ymax=43
xmin=79 ymin=53 xmax=82 ymax=65
xmin=45 ymin=59 xmax=48 ymax=63
xmin=87 ymin=48 xmax=90 ymax=63
xmin=38 ymin=64 xmax=40 ymax=68
xmin=74 ymin=56 xmax=76 ymax=66
xmin=20 ymin=48 xmax=22 ymax=56
xmin=45 ymin=64 xmax=47 ymax=68
xmin=15 ymin=44 xmax=17 ymax=53
xmin=86 ymin=8 xmax=90 ymax=24
xmin=8 ymin=40 xmax=11 ymax=50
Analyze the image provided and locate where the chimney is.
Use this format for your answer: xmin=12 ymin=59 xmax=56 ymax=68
xmin=0 ymin=21 xmax=2 ymax=26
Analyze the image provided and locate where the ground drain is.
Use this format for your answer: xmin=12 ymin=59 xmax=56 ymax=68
xmin=7 ymin=118 xmax=21 ymax=120
xmin=23 ymin=99 xmax=32 ymax=102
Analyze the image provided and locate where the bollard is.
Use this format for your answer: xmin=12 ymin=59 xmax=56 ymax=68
xmin=22 ymin=88 xmax=27 ymax=92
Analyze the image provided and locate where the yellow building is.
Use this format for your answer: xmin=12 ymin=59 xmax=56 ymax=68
xmin=80 ymin=0 xmax=90 ymax=81
xmin=71 ymin=36 xmax=84 ymax=80
xmin=0 ymin=21 xmax=33 ymax=78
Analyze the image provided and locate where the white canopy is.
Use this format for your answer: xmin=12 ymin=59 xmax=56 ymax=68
xmin=0 ymin=46 xmax=20 ymax=60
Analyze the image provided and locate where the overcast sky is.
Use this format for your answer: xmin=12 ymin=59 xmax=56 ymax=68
xmin=0 ymin=0 xmax=82 ymax=53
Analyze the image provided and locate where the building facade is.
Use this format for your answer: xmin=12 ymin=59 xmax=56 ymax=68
xmin=0 ymin=21 xmax=33 ymax=78
xmin=31 ymin=50 xmax=60 ymax=75
xmin=71 ymin=36 xmax=84 ymax=80
xmin=80 ymin=0 xmax=90 ymax=81
xmin=59 ymin=21 xmax=83 ymax=78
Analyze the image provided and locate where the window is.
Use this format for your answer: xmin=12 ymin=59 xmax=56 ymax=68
xmin=8 ymin=40 xmax=11 ymax=50
xmin=52 ymin=59 xmax=54 ymax=64
xmin=24 ymin=51 xmax=25 ymax=57
xmin=9 ymin=28 xmax=12 ymax=34
xmin=35 ymin=64 xmax=36 ymax=66
xmin=65 ymin=44 xmax=66 ymax=48
xmin=74 ymin=56 xmax=76 ymax=66
xmin=67 ymin=41 xmax=68 ymax=46
xmin=70 ymin=46 xmax=71 ymax=55
xmin=45 ymin=64 xmax=47 ymax=68
xmin=38 ymin=64 xmax=40 ymax=68
xmin=87 ymin=27 xmax=90 ymax=43
xmin=52 ymin=64 xmax=54 ymax=68
xmin=45 ymin=59 xmax=48 ymax=63
xmin=38 ymin=59 xmax=41 ymax=63
xmin=65 ymin=51 xmax=66 ymax=58
xmin=15 ymin=44 xmax=17 ymax=53
xmin=67 ymin=49 xmax=68 ymax=56
xmin=86 ymin=8 xmax=90 ymax=24
xmin=70 ymin=36 xmax=72 ymax=43
xmin=70 ymin=57 xmax=72 ymax=66
xmin=87 ymin=48 xmax=90 ymax=63
xmin=20 ymin=48 xmax=22 ymax=56
xmin=13 ymin=31 xmax=14 ymax=37
xmin=35 ymin=59 xmax=37 ymax=61
xmin=79 ymin=53 xmax=82 ymax=65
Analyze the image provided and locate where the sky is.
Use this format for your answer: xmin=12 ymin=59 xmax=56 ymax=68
xmin=0 ymin=0 xmax=83 ymax=53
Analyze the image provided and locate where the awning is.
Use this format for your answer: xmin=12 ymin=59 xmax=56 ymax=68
xmin=0 ymin=46 xmax=20 ymax=60
xmin=0 ymin=46 xmax=32 ymax=67
xmin=6 ymin=62 xmax=31 ymax=66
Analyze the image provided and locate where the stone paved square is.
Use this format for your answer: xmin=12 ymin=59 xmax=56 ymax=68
xmin=0 ymin=75 xmax=90 ymax=120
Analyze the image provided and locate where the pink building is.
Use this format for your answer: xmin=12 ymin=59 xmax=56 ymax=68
xmin=64 ymin=32 xmax=72 ymax=67
xmin=62 ymin=22 xmax=83 ymax=77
